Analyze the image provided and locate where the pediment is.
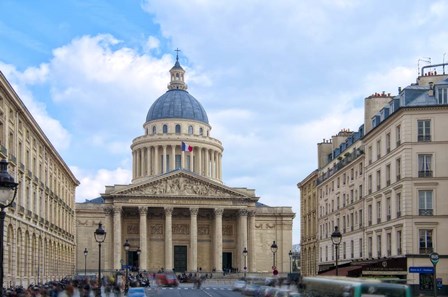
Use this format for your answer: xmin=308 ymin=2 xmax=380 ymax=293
xmin=111 ymin=171 xmax=249 ymax=199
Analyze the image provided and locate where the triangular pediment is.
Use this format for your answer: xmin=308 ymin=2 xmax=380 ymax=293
xmin=109 ymin=170 xmax=250 ymax=199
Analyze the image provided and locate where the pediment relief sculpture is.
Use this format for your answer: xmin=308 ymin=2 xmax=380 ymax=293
xmin=118 ymin=175 xmax=246 ymax=198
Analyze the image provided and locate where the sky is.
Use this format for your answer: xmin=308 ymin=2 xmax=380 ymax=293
xmin=1 ymin=0 xmax=448 ymax=245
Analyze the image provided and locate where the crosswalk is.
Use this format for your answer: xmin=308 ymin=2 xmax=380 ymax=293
xmin=147 ymin=287 xmax=232 ymax=291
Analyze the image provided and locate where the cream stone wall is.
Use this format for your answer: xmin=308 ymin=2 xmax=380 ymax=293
xmin=0 ymin=72 xmax=79 ymax=287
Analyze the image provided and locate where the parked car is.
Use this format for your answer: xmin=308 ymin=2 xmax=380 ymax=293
xmin=243 ymin=283 xmax=261 ymax=296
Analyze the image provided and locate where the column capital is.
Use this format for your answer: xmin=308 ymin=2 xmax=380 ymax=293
xmin=248 ymin=210 xmax=257 ymax=217
xmin=214 ymin=208 xmax=224 ymax=216
xmin=239 ymin=209 xmax=248 ymax=217
xmin=164 ymin=207 xmax=174 ymax=215
xmin=113 ymin=206 xmax=122 ymax=215
xmin=190 ymin=208 xmax=199 ymax=216
xmin=104 ymin=207 xmax=114 ymax=216
xmin=139 ymin=206 xmax=148 ymax=216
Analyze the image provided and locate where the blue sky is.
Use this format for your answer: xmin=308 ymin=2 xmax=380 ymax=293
xmin=1 ymin=0 xmax=448 ymax=244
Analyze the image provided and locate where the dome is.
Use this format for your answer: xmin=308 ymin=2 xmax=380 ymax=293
xmin=146 ymin=89 xmax=209 ymax=124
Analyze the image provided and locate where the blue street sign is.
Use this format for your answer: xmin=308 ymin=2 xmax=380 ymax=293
xmin=409 ymin=266 xmax=434 ymax=273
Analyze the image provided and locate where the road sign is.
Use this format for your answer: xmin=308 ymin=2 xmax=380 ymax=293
xmin=273 ymin=269 xmax=278 ymax=276
xmin=409 ymin=266 xmax=434 ymax=273
xmin=429 ymin=252 xmax=439 ymax=265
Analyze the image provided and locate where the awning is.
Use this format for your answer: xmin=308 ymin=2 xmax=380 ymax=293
xmin=319 ymin=265 xmax=363 ymax=277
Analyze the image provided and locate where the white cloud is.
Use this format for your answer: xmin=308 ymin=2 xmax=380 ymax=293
xmin=71 ymin=166 xmax=132 ymax=202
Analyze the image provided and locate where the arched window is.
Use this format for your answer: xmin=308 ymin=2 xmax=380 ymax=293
xmin=163 ymin=124 xmax=168 ymax=134
xmin=199 ymin=128 xmax=203 ymax=136
xmin=188 ymin=125 xmax=193 ymax=135
xmin=152 ymin=126 xmax=156 ymax=135
xmin=175 ymin=124 xmax=181 ymax=134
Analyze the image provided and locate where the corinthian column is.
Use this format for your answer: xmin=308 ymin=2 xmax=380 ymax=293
xmin=238 ymin=209 xmax=248 ymax=272
xmin=139 ymin=207 xmax=148 ymax=270
xmin=248 ymin=210 xmax=256 ymax=272
xmin=189 ymin=208 xmax=199 ymax=272
xmin=162 ymin=145 xmax=167 ymax=173
xmin=164 ymin=207 xmax=173 ymax=270
xmin=113 ymin=206 xmax=122 ymax=269
xmin=214 ymin=208 xmax=224 ymax=272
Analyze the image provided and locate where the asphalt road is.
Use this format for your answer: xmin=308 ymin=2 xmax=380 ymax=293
xmin=145 ymin=286 xmax=242 ymax=297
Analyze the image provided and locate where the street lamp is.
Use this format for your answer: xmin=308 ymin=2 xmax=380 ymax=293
xmin=331 ymin=226 xmax=342 ymax=276
xmin=288 ymin=250 xmax=293 ymax=273
xmin=0 ymin=159 xmax=18 ymax=296
xmin=136 ymin=247 xmax=141 ymax=272
xmin=83 ymin=248 xmax=88 ymax=277
xmin=270 ymin=241 xmax=278 ymax=272
xmin=242 ymin=247 xmax=248 ymax=279
xmin=94 ymin=222 xmax=106 ymax=291
xmin=124 ymin=239 xmax=130 ymax=293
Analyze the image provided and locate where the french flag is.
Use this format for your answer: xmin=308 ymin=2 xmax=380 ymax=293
xmin=181 ymin=141 xmax=193 ymax=152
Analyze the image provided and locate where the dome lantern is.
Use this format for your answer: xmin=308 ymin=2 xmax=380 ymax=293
xmin=168 ymin=49 xmax=188 ymax=91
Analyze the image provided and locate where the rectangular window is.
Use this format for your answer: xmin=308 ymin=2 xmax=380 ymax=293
xmin=376 ymin=201 xmax=381 ymax=223
xmin=343 ymin=242 xmax=346 ymax=259
xmin=386 ymin=133 xmax=391 ymax=153
xmin=397 ymin=230 xmax=402 ymax=255
xmin=396 ymin=125 xmax=401 ymax=146
xmin=175 ymin=154 xmax=181 ymax=169
xmin=368 ymin=146 xmax=373 ymax=164
xmin=351 ymin=240 xmax=354 ymax=258
xmin=350 ymin=213 xmax=354 ymax=231
xmin=418 ymin=120 xmax=431 ymax=142
xmin=419 ymin=229 xmax=433 ymax=254
xmin=368 ymin=237 xmax=373 ymax=258
xmin=376 ymin=139 xmax=381 ymax=159
xmin=359 ymin=209 xmax=363 ymax=227
xmin=396 ymin=193 xmax=402 ymax=217
xmin=437 ymin=87 xmax=448 ymax=104
xmin=376 ymin=170 xmax=381 ymax=191
xmin=359 ymin=238 xmax=363 ymax=257
xmin=418 ymin=154 xmax=433 ymax=177
xmin=368 ymin=175 xmax=372 ymax=194
xmin=186 ymin=155 xmax=191 ymax=171
xmin=359 ymin=185 xmax=363 ymax=199
xmin=385 ymin=164 xmax=391 ymax=186
xmin=359 ymin=162 xmax=363 ymax=175
xmin=377 ymin=234 xmax=382 ymax=257
xmin=368 ymin=205 xmax=372 ymax=226
xmin=396 ymin=158 xmax=401 ymax=180
xmin=419 ymin=190 xmax=433 ymax=216
xmin=386 ymin=197 xmax=391 ymax=220
xmin=387 ymin=233 xmax=392 ymax=256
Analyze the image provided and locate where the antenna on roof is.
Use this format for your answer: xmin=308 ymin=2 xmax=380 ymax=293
xmin=418 ymin=57 xmax=431 ymax=76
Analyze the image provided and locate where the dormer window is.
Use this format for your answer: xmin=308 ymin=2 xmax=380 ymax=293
xmin=436 ymin=87 xmax=448 ymax=104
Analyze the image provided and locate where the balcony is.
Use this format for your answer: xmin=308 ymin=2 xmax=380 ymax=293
xmin=26 ymin=210 xmax=32 ymax=218
xmin=418 ymin=170 xmax=433 ymax=177
xmin=0 ymin=145 xmax=7 ymax=155
xmin=386 ymin=147 xmax=391 ymax=153
xmin=386 ymin=180 xmax=391 ymax=186
xmin=418 ymin=135 xmax=431 ymax=142
xmin=19 ymin=163 xmax=25 ymax=172
xmin=387 ymin=214 xmax=391 ymax=221
xmin=420 ymin=247 xmax=433 ymax=254
xmin=396 ymin=140 xmax=401 ymax=146
xmin=397 ymin=211 xmax=401 ymax=217
xmin=396 ymin=174 xmax=401 ymax=181
xmin=419 ymin=209 xmax=433 ymax=216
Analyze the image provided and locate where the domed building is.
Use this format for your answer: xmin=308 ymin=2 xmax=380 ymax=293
xmin=75 ymin=55 xmax=294 ymax=275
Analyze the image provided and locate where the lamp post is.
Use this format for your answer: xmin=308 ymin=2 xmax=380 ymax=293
xmin=331 ymin=226 xmax=342 ymax=276
xmin=288 ymin=250 xmax=293 ymax=273
xmin=270 ymin=241 xmax=278 ymax=273
xmin=242 ymin=247 xmax=248 ymax=279
xmin=0 ymin=159 xmax=18 ymax=296
xmin=83 ymin=248 xmax=88 ymax=277
xmin=136 ymin=247 xmax=141 ymax=272
xmin=124 ymin=239 xmax=130 ymax=293
xmin=94 ymin=223 xmax=106 ymax=292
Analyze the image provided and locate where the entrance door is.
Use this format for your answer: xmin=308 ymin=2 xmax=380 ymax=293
xmin=222 ymin=252 xmax=232 ymax=272
xmin=127 ymin=251 xmax=140 ymax=271
xmin=174 ymin=246 xmax=187 ymax=273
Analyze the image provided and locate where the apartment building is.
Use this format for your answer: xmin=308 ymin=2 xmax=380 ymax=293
xmin=301 ymin=64 xmax=448 ymax=293
xmin=298 ymin=170 xmax=318 ymax=276
xmin=0 ymin=72 xmax=79 ymax=287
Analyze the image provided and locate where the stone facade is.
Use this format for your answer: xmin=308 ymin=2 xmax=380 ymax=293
xmin=0 ymin=72 xmax=79 ymax=287
xmin=76 ymin=57 xmax=294 ymax=275
xmin=300 ymin=65 xmax=448 ymax=292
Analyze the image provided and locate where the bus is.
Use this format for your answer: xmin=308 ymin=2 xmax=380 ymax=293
xmin=300 ymin=276 xmax=411 ymax=297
